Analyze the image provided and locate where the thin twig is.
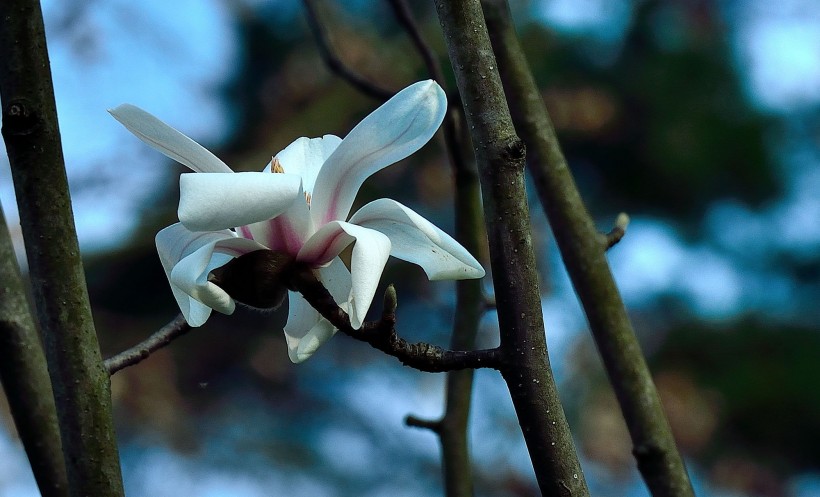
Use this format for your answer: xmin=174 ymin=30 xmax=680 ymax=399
xmin=604 ymin=212 xmax=630 ymax=250
xmin=105 ymin=315 xmax=192 ymax=375
xmin=405 ymin=415 xmax=442 ymax=433
xmin=302 ymin=0 xmax=394 ymax=101
xmin=288 ymin=268 xmax=501 ymax=372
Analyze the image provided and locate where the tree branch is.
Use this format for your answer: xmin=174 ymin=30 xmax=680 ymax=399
xmin=480 ymin=1 xmax=694 ymax=496
xmin=288 ymin=268 xmax=501 ymax=372
xmin=302 ymin=0 xmax=394 ymax=101
xmin=0 ymin=1 xmax=124 ymax=495
xmin=386 ymin=3 xmax=484 ymax=495
xmin=104 ymin=314 xmax=191 ymax=375
xmin=434 ymin=1 xmax=590 ymax=495
xmin=0 ymin=205 xmax=69 ymax=497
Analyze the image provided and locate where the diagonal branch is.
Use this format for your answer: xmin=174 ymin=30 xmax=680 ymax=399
xmin=104 ymin=314 xmax=191 ymax=375
xmin=287 ymin=266 xmax=501 ymax=372
xmin=302 ymin=0 xmax=394 ymax=101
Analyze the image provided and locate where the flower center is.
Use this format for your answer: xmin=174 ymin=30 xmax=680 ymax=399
xmin=271 ymin=155 xmax=311 ymax=207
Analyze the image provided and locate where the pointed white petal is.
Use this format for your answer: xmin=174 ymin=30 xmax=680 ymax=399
xmin=268 ymin=135 xmax=342 ymax=194
xmin=109 ymin=104 xmax=232 ymax=173
xmin=298 ymin=222 xmax=390 ymax=329
xmin=178 ymin=172 xmax=302 ymax=231
xmin=349 ymin=199 xmax=485 ymax=280
xmin=311 ymin=80 xmax=447 ymax=224
xmin=283 ymin=259 xmax=352 ymax=363
xmin=156 ymin=224 xmax=266 ymax=326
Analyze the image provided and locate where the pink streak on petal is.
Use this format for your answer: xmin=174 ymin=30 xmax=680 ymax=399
xmin=238 ymin=225 xmax=253 ymax=239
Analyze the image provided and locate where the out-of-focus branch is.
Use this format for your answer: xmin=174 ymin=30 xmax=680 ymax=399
xmin=105 ymin=314 xmax=191 ymax=375
xmin=0 ymin=206 xmax=68 ymax=497
xmin=480 ymin=1 xmax=694 ymax=496
xmin=302 ymin=0 xmax=394 ymax=101
xmin=0 ymin=1 xmax=125 ymax=495
xmin=433 ymin=1 xmax=590 ymax=495
xmin=288 ymin=269 xmax=502 ymax=372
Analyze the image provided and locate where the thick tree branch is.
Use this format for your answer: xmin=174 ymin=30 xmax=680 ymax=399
xmin=434 ymin=1 xmax=590 ymax=495
xmin=105 ymin=315 xmax=191 ymax=375
xmin=302 ymin=0 xmax=394 ymax=101
xmin=288 ymin=268 xmax=501 ymax=372
xmin=0 ymin=1 xmax=125 ymax=495
xmin=0 ymin=206 xmax=68 ymax=497
xmin=480 ymin=1 xmax=694 ymax=496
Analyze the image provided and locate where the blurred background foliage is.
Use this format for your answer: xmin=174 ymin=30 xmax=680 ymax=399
xmin=1 ymin=0 xmax=819 ymax=496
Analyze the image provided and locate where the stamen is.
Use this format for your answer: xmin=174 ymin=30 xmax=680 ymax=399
xmin=271 ymin=156 xmax=284 ymax=174
xmin=304 ymin=191 xmax=312 ymax=206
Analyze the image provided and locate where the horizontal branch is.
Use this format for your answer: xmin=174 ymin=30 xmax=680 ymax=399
xmin=287 ymin=266 xmax=501 ymax=372
xmin=104 ymin=315 xmax=191 ymax=375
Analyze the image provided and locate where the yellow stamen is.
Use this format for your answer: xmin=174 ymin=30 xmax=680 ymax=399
xmin=271 ymin=156 xmax=284 ymax=173
xmin=304 ymin=191 xmax=312 ymax=206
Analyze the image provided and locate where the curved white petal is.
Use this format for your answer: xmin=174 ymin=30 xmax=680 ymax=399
xmin=109 ymin=104 xmax=232 ymax=173
xmin=247 ymin=183 xmax=313 ymax=255
xmin=283 ymin=259 xmax=352 ymax=363
xmin=156 ymin=224 xmax=266 ymax=326
xmin=298 ymin=222 xmax=390 ymax=329
xmin=178 ymin=172 xmax=302 ymax=231
xmin=269 ymin=135 xmax=342 ymax=194
xmin=311 ymin=80 xmax=447 ymax=224
xmin=349 ymin=199 xmax=485 ymax=280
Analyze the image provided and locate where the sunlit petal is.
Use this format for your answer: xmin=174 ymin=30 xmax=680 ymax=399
xmin=298 ymin=222 xmax=390 ymax=329
xmin=109 ymin=104 xmax=233 ymax=173
xmin=269 ymin=135 xmax=342 ymax=194
xmin=156 ymin=224 xmax=265 ymax=326
xmin=283 ymin=258 xmax=352 ymax=363
xmin=349 ymin=199 xmax=485 ymax=280
xmin=178 ymin=172 xmax=302 ymax=231
xmin=311 ymin=80 xmax=447 ymax=224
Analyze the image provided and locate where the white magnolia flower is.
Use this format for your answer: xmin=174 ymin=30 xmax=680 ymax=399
xmin=111 ymin=80 xmax=485 ymax=362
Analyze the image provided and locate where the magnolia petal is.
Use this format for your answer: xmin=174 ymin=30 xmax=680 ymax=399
xmin=178 ymin=172 xmax=302 ymax=231
xmin=109 ymin=104 xmax=232 ymax=173
xmin=247 ymin=183 xmax=313 ymax=255
xmin=269 ymin=135 xmax=342 ymax=194
xmin=311 ymin=80 xmax=447 ymax=224
xmin=283 ymin=258 xmax=352 ymax=363
xmin=349 ymin=199 xmax=485 ymax=280
xmin=298 ymin=222 xmax=391 ymax=329
xmin=156 ymin=224 xmax=265 ymax=326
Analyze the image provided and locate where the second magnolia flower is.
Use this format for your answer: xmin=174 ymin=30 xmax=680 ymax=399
xmin=110 ymin=80 xmax=485 ymax=363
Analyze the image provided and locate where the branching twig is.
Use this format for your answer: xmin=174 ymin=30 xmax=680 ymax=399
xmin=287 ymin=267 xmax=501 ymax=372
xmin=302 ymin=0 xmax=394 ymax=101
xmin=604 ymin=212 xmax=630 ymax=250
xmin=105 ymin=315 xmax=192 ymax=375
xmin=405 ymin=415 xmax=442 ymax=434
